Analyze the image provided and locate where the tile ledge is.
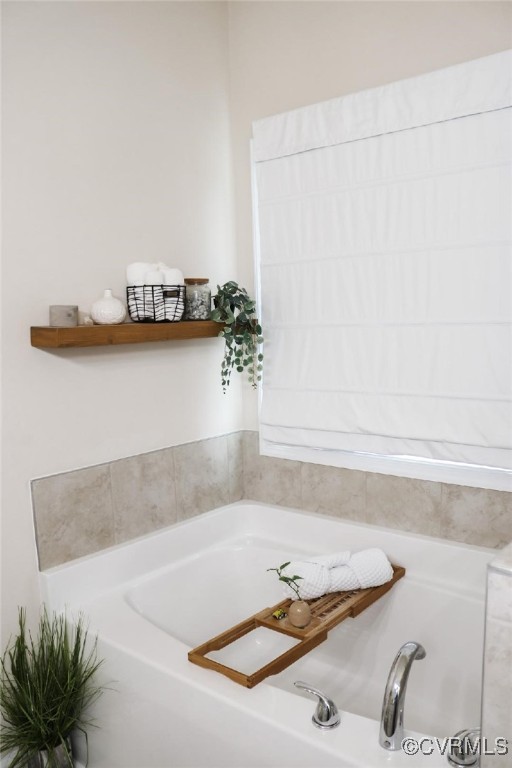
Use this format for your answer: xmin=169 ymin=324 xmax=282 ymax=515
xmin=489 ymin=541 xmax=512 ymax=575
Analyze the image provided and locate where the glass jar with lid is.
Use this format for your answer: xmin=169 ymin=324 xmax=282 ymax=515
xmin=183 ymin=278 xmax=211 ymax=320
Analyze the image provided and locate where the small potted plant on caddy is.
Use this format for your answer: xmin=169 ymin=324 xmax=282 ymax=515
xmin=267 ymin=562 xmax=312 ymax=628
xmin=0 ymin=606 xmax=105 ymax=768
xmin=211 ymin=281 xmax=264 ymax=392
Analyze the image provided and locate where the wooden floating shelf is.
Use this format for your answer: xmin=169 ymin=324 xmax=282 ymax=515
xmin=30 ymin=320 xmax=221 ymax=349
xmin=188 ymin=564 xmax=405 ymax=688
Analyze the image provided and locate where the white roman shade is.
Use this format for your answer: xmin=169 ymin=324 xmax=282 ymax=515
xmin=253 ymin=50 xmax=512 ymax=488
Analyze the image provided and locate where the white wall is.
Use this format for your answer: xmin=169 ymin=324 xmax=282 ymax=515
xmin=229 ymin=1 xmax=512 ymax=429
xmin=2 ymin=0 xmax=511 ymax=647
xmin=1 ymin=1 xmax=239 ymax=644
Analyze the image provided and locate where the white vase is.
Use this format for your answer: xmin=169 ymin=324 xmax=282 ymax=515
xmin=28 ymin=737 xmax=74 ymax=767
xmin=91 ymin=289 xmax=127 ymax=325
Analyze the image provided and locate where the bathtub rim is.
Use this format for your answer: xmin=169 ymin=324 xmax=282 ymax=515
xmin=40 ymin=499 xmax=498 ymax=612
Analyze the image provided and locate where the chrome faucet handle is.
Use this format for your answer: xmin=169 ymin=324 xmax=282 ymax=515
xmin=294 ymin=680 xmax=341 ymax=729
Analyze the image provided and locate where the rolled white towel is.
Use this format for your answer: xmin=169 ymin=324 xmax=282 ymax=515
xmin=348 ymin=548 xmax=394 ymax=589
xmin=310 ymin=551 xmax=350 ymax=569
xmin=328 ymin=549 xmax=393 ymax=592
xmin=280 ymin=548 xmax=393 ymax=600
xmin=144 ymin=269 xmax=165 ymax=285
xmin=280 ymin=560 xmax=332 ymax=600
xmin=126 ymin=262 xmax=153 ymax=286
xmin=325 ymin=566 xmax=360 ymax=593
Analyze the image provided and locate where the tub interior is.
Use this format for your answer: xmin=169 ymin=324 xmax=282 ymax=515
xmin=124 ymin=527 xmax=488 ymax=740
xmin=125 ymin=536 xmax=300 ymax=645
xmin=207 ymin=628 xmax=300 ymax=673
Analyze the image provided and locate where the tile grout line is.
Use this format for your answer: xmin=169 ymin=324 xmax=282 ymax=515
xmin=169 ymin=445 xmax=179 ymax=526
xmin=108 ymin=463 xmax=118 ymax=545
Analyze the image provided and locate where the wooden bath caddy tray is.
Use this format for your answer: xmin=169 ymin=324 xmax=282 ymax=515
xmin=188 ymin=564 xmax=405 ymax=688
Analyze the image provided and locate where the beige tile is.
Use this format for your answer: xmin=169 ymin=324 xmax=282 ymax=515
xmin=487 ymin=570 xmax=512 ymax=624
xmin=110 ymin=448 xmax=177 ymax=543
xmin=366 ymin=473 xmax=442 ymax=537
xmin=442 ymin=485 xmax=512 ymax=549
xmin=243 ymin=431 xmax=301 ymax=508
xmin=483 ymin=563 xmax=512 ymax=766
xmin=227 ymin=431 xmax=244 ymax=502
xmin=491 ymin=541 xmax=512 ymax=575
xmin=481 ymin=618 xmax=512 ymax=767
xmin=301 ymin=462 xmax=366 ymax=522
xmin=174 ymin=436 xmax=230 ymax=520
xmin=32 ymin=465 xmax=115 ymax=569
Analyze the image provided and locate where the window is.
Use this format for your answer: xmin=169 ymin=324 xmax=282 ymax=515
xmin=252 ymin=50 xmax=512 ymax=491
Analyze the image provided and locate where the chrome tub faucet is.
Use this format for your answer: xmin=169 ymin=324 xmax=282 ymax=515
xmin=379 ymin=640 xmax=426 ymax=750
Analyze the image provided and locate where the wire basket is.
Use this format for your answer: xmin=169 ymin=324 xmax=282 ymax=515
xmin=127 ymin=285 xmax=185 ymax=323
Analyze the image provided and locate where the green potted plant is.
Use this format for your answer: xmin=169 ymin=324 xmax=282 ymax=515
xmin=211 ymin=281 xmax=264 ymax=392
xmin=267 ymin=562 xmax=312 ymax=628
xmin=0 ymin=607 xmax=104 ymax=768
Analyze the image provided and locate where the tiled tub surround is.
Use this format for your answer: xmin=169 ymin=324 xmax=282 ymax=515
xmin=32 ymin=433 xmax=243 ymax=570
xmin=243 ymin=434 xmax=512 ymax=547
xmin=481 ymin=544 xmax=512 ymax=768
xmin=32 ymin=430 xmax=511 ymax=570
xmin=32 ymin=433 xmax=511 ymax=765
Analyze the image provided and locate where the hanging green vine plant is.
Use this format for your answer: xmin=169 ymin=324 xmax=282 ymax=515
xmin=211 ymin=281 xmax=263 ymax=392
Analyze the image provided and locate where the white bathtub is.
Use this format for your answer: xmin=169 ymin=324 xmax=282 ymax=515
xmin=41 ymin=501 xmax=494 ymax=768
